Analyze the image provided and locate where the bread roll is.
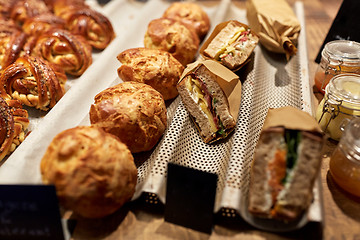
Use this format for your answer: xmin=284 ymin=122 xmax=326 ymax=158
xmin=144 ymin=17 xmax=199 ymax=66
xmin=162 ymin=2 xmax=210 ymax=41
xmin=117 ymin=47 xmax=184 ymax=100
xmin=89 ymin=81 xmax=167 ymax=153
xmin=40 ymin=126 xmax=137 ymax=219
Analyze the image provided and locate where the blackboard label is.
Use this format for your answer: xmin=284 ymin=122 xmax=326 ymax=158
xmin=0 ymin=185 xmax=65 ymax=240
xmin=164 ymin=163 xmax=218 ymax=234
xmin=315 ymin=0 xmax=360 ymax=63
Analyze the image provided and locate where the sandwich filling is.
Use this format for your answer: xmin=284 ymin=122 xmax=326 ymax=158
xmin=204 ymin=21 xmax=259 ymax=70
xmin=267 ymin=129 xmax=302 ymax=217
xmin=184 ymin=73 xmax=226 ymax=138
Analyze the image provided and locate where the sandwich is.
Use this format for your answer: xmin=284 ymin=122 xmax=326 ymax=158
xmin=248 ymin=107 xmax=324 ymax=222
xmin=201 ymin=20 xmax=259 ymax=71
xmin=177 ymin=62 xmax=237 ymax=143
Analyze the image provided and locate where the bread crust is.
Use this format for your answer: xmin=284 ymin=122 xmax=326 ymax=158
xmin=162 ymin=2 xmax=210 ymax=41
xmin=117 ymin=47 xmax=184 ymax=100
xmin=89 ymin=81 xmax=167 ymax=153
xmin=202 ymin=20 xmax=259 ymax=71
xmin=248 ymin=128 xmax=323 ymax=221
xmin=177 ymin=64 xmax=236 ymax=143
xmin=144 ymin=17 xmax=199 ymax=66
xmin=40 ymin=126 xmax=137 ymax=219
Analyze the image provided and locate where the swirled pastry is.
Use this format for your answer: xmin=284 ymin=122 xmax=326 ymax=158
xmin=89 ymin=82 xmax=167 ymax=153
xmin=51 ymin=0 xmax=88 ymax=16
xmin=0 ymin=94 xmax=29 ymax=161
xmin=0 ymin=55 xmax=66 ymax=110
xmin=23 ymin=28 xmax=92 ymax=76
xmin=10 ymin=0 xmax=51 ymax=26
xmin=41 ymin=126 xmax=137 ymax=219
xmin=22 ymin=13 xmax=65 ymax=36
xmin=163 ymin=2 xmax=210 ymax=41
xmin=58 ymin=8 xmax=115 ymax=50
xmin=0 ymin=0 xmax=17 ymax=20
xmin=144 ymin=18 xmax=200 ymax=66
xmin=117 ymin=48 xmax=184 ymax=100
xmin=0 ymin=24 xmax=27 ymax=71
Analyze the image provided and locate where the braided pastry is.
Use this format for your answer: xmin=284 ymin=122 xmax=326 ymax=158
xmin=22 ymin=13 xmax=65 ymax=36
xmin=0 ymin=55 xmax=66 ymax=110
xmin=51 ymin=0 xmax=88 ymax=16
xmin=0 ymin=94 xmax=29 ymax=161
xmin=0 ymin=0 xmax=17 ymax=20
xmin=59 ymin=8 xmax=115 ymax=50
xmin=23 ymin=28 xmax=92 ymax=76
xmin=0 ymin=24 xmax=27 ymax=71
xmin=10 ymin=0 xmax=51 ymax=26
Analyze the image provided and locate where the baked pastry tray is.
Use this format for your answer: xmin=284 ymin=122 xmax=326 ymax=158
xmin=0 ymin=0 xmax=322 ymax=232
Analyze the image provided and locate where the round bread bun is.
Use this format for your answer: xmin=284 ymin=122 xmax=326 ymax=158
xmin=144 ymin=17 xmax=200 ymax=66
xmin=40 ymin=125 xmax=137 ymax=219
xmin=162 ymin=2 xmax=210 ymax=41
xmin=117 ymin=47 xmax=184 ymax=100
xmin=89 ymin=81 xmax=167 ymax=153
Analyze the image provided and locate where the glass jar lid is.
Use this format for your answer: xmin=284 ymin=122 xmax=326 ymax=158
xmin=322 ymin=40 xmax=360 ymax=66
xmin=326 ymin=73 xmax=360 ymax=109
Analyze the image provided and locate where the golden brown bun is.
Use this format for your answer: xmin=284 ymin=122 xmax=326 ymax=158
xmin=144 ymin=17 xmax=199 ymax=66
xmin=162 ymin=2 xmax=210 ymax=41
xmin=40 ymin=126 xmax=137 ymax=219
xmin=89 ymin=81 xmax=167 ymax=153
xmin=117 ymin=47 xmax=184 ymax=100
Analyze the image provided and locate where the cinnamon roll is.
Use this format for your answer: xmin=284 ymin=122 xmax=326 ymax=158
xmin=0 ymin=55 xmax=66 ymax=110
xmin=59 ymin=8 xmax=115 ymax=50
xmin=22 ymin=13 xmax=65 ymax=36
xmin=23 ymin=28 xmax=92 ymax=76
xmin=0 ymin=24 xmax=27 ymax=71
xmin=0 ymin=94 xmax=29 ymax=161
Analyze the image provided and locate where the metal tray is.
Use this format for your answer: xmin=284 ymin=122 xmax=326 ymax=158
xmin=0 ymin=0 xmax=321 ymax=232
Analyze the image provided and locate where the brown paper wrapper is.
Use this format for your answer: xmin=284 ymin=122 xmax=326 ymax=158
xmin=246 ymin=0 xmax=301 ymax=59
xmin=180 ymin=59 xmax=242 ymax=120
xmin=262 ymin=106 xmax=322 ymax=133
xmin=179 ymin=59 xmax=242 ymax=143
xmin=199 ymin=20 xmax=259 ymax=72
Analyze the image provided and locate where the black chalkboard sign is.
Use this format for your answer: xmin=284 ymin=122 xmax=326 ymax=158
xmin=0 ymin=185 xmax=65 ymax=240
xmin=164 ymin=163 xmax=218 ymax=234
xmin=315 ymin=0 xmax=360 ymax=63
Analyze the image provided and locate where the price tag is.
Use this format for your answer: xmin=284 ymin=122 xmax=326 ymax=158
xmin=164 ymin=163 xmax=218 ymax=234
xmin=315 ymin=0 xmax=360 ymax=63
xmin=0 ymin=185 xmax=65 ymax=240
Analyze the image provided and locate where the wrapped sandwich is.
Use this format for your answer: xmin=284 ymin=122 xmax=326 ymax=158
xmin=200 ymin=20 xmax=259 ymax=71
xmin=248 ymin=106 xmax=324 ymax=222
xmin=177 ymin=60 xmax=242 ymax=143
xmin=246 ymin=0 xmax=301 ymax=59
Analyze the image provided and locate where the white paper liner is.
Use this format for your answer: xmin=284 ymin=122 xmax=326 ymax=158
xmin=0 ymin=0 xmax=321 ymax=232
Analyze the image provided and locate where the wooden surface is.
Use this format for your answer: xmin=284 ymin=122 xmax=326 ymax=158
xmin=70 ymin=1 xmax=360 ymax=239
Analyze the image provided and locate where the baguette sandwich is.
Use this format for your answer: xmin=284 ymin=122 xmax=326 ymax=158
xmin=177 ymin=63 xmax=237 ymax=143
xmin=202 ymin=20 xmax=259 ymax=71
xmin=248 ymin=126 xmax=323 ymax=221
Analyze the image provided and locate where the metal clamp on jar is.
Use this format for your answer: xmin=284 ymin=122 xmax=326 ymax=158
xmin=314 ymin=40 xmax=360 ymax=94
xmin=315 ymin=73 xmax=360 ymax=141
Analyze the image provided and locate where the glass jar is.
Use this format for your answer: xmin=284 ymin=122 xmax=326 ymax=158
xmin=314 ymin=40 xmax=360 ymax=94
xmin=315 ymin=73 xmax=360 ymax=141
xmin=329 ymin=117 xmax=360 ymax=198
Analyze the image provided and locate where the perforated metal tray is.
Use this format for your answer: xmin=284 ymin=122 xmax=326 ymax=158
xmin=0 ymin=0 xmax=321 ymax=232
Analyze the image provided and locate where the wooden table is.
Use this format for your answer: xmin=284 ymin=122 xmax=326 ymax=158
xmin=71 ymin=1 xmax=360 ymax=239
